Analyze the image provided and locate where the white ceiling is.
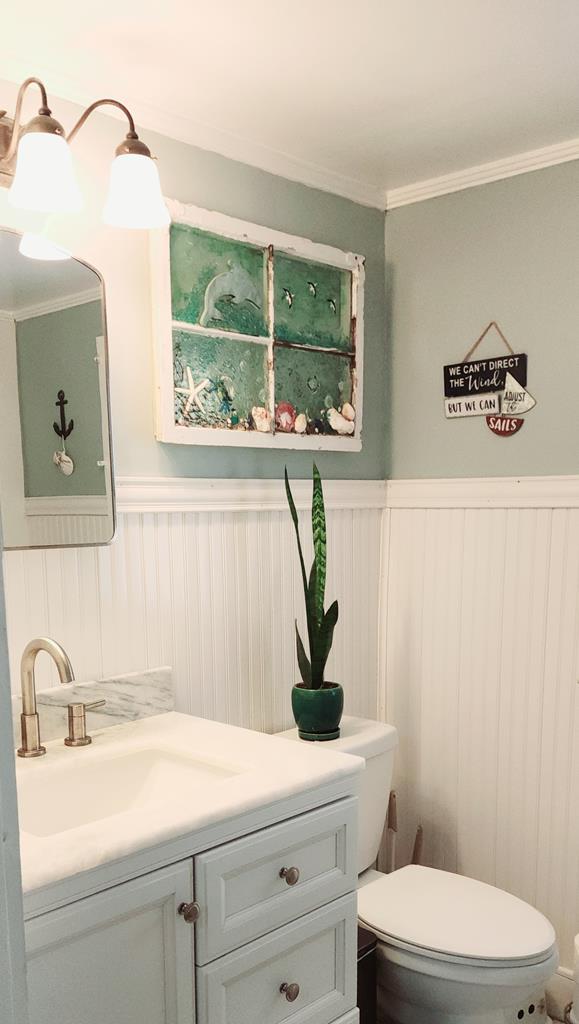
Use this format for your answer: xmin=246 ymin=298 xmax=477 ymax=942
xmin=2 ymin=1 xmax=579 ymax=207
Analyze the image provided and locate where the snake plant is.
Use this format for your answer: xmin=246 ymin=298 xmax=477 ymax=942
xmin=284 ymin=464 xmax=339 ymax=689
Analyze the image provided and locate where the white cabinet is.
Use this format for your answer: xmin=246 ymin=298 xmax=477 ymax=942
xmin=26 ymin=861 xmax=195 ymax=1024
xmin=24 ymin=798 xmax=359 ymax=1024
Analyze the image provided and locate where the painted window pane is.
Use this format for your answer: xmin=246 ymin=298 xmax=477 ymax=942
xmin=173 ymin=330 xmax=270 ymax=431
xmin=273 ymin=253 xmax=352 ymax=351
xmin=170 ymin=224 xmax=268 ymax=337
xmin=274 ymin=345 xmax=355 ymax=436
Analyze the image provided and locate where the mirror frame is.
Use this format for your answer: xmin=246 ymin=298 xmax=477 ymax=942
xmin=0 ymin=227 xmax=116 ymax=550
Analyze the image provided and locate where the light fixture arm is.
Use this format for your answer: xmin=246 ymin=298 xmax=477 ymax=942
xmin=68 ymin=99 xmax=135 ymax=142
xmin=67 ymin=99 xmax=151 ymax=157
xmin=0 ymin=78 xmax=167 ymax=228
xmin=1 ymin=77 xmax=52 ymax=166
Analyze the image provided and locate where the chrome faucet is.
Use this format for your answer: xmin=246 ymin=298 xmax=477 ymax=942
xmin=18 ymin=638 xmax=75 ymax=758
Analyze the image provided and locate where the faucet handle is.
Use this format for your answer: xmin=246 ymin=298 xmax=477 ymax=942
xmin=64 ymin=699 xmax=106 ymax=747
xmin=85 ymin=699 xmax=106 ymax=712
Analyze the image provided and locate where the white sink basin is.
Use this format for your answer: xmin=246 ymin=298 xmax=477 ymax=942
xmin=18 ymin=746 xmax=241 ymax=837
xmin=16 ymin=712 xmax=362 ymax=894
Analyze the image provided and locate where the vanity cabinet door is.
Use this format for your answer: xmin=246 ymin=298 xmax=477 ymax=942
xmin=25 ymin=861 xmax=195 ymax=1024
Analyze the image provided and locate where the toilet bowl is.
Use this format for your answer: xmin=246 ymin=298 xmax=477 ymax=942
xmin=359 ymin=865 xmax=558 ymax=1024
xmin=277 ymin=716 xmax=559 ymax=1024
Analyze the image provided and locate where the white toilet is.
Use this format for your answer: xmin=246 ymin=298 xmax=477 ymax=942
xmin=277 ymin=715 xmax=558 ymax=1024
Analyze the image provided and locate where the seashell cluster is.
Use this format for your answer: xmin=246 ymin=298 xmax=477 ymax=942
xmin=255 ymin=400 xmax=356 ymax=436
xmin=53 ymin=450 xmax=75 ymax=475
xmin=251 ymin=406 xmax=271 ymax=432
xmin=327 ymin=407 xmax=355 ymax=435
xmin=275 ymin=401 xmax=296 ymax=432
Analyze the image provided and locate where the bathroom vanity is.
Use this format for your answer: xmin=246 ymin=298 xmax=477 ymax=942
xmin=17 ymin=712 xmax=362 ymax=1024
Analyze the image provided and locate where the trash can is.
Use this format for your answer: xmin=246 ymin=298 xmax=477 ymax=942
xmin=357 ymin=925 xmax=377 ymax=1024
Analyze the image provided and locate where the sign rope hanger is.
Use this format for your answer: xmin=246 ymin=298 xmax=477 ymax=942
xmin=461 ymin=320 xmax=514 ymax=363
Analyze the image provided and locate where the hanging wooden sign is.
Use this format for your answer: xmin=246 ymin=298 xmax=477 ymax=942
xmin=445 ymin=393 xmax=500 ymax=418
xmin=486 ymin=415 xmax=524 ymax=436
xmin=442 ymin=322 xmax=536 ymax=437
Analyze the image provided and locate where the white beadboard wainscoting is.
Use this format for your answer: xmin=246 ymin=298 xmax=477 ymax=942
xmin=3 ymin=477 xmax=386 ymax=737
xmin=4 ymin=472 xmax=579 ymax=993
xmin=381 ymin=476 xmax=579 ymax=986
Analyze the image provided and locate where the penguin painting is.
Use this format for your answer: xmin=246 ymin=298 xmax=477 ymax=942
xmin=307 ymin=281 xmax=317 ymax=297
xmin=327 ymin=298 xmax=337 ymax=314
xmin=282 ymin=288 xmax=294 ymax=308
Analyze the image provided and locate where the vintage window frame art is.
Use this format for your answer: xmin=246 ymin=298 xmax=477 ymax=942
xmin=150 ymin=199 xmax=365 ymax=450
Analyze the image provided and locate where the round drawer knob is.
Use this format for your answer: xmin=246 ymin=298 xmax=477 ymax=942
xmin=280 ymin=982 xmax=300 ymax=1002
xmin=177 ymin=901 xmax=200 ymax=924
xmin=279 ymin=865 xmax=300 ymax=886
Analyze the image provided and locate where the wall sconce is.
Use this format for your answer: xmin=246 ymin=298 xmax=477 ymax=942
xmin=0 ymin=77 xmax=169 ymax=230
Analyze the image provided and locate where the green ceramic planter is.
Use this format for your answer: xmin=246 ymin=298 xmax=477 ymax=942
xmin=291 ymin=682 xmax=344 ymax=741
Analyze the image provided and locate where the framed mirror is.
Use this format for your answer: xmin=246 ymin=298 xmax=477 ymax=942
xmin=0 ymin=229 xmax=115 ymax=548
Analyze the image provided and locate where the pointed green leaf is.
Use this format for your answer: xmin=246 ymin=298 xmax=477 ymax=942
xmin=311 ymin=464 xmax=326 ymax=625
xmin=306 ymin=559 xmax=321 ymax=666
xmin=295 ymin=621 xmax=312 ymax=687
xmin=308 ymin=558 xmax=318 ymax=626
xmin=317 ymin=600 xmax=339 ymax=683
xmin=285 ymin=467 xmax=314 ymax=654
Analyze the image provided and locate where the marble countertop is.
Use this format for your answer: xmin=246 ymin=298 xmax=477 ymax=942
xmin=16 ymin=711 xmax=363 ymax=894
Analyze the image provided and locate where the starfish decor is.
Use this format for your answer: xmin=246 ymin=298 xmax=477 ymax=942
xmin=175 ymin=366 xmax=210 ymax=415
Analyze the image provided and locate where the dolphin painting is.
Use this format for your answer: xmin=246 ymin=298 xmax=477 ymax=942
xmin=200 ymin=261 xmax=262 ymax=326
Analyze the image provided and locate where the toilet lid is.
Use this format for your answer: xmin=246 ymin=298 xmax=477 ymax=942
xmin=357 ymin=866 xmax=557 ymax=965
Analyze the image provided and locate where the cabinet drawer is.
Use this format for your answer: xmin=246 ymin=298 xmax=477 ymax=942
xmin=194 ymin=797 xmax=357 ymax=963
xmin=196 ymin=892 xmax=357 ymax=1024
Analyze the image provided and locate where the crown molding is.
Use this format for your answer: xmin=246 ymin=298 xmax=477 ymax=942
xmin=3 ymin=73 xmax=578 ymax=214
xmin=72 ymin=109 xmax=579 ymax=212
xmin=385 ymin=137 xmax=579 ymax=209
xmin=13 ymin=288 xmax=102 ymax=322
xmin=0 ymin=70 xmax=385 ymax=211
xmin=107 ymin=104 xmax=386 ymax=210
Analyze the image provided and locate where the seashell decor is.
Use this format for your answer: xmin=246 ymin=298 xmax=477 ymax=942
xmin=251 ymin=406 xmax=271 ymax=432
xmin=327 ymin=407 xmax=355 ymax=435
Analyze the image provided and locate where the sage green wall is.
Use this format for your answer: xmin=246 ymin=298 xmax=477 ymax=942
xmin=385 ymin=161 xmax=579 ymax=478
xmin=16 ymin=301 xmax=106 ymax=497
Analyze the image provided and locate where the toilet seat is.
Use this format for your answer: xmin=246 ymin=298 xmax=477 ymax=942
xmin=358 ymin=865 xmax=557 ymax=969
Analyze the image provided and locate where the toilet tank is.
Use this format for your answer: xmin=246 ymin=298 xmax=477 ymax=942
xmin=276 ymin=716 xmax=398 ymax=874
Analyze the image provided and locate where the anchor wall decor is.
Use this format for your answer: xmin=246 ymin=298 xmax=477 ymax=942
xmin=53 ymin=390 xmax=75 ymax=475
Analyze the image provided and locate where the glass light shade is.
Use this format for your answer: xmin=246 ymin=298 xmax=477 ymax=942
xmin=103 ymin=153 xmax=170 ymax=228
xmin=8 ymin=132 xmax=82 ymax=214
xmin=19 ymin=232 xmax=71 ymax=261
